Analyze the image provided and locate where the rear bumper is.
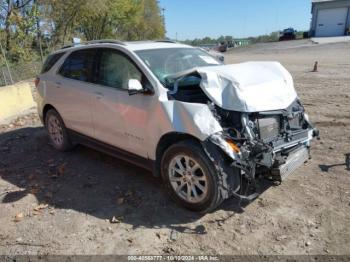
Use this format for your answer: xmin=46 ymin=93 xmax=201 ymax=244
xmin=38 ymin=112 xmax=44 ymax=125
xmin=35 ymin=93 xmax=44 ymax=124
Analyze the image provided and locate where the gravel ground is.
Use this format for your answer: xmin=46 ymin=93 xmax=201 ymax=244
xmin=0 ymin=39 xmax=349 ymax=256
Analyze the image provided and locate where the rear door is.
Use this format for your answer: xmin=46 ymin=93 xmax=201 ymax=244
xmin=316 ymin=8 xmax=348 ymax=37
xmin=49 ymin=49 xmax=98 ymax=137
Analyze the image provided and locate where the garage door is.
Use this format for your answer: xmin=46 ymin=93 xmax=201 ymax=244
xmin=315 ymin=8 xmax=348 ymax=37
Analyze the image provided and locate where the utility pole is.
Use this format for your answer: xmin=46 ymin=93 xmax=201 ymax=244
xmin=161 ymin=7 xmax=166 ymax=31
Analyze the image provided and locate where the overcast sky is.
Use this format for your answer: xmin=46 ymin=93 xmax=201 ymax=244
xmin=159 ymin=0 xmax=312 ymax=40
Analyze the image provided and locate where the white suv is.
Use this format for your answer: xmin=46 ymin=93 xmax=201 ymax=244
xmin=35 ymin=40 xmax=318 ymax=213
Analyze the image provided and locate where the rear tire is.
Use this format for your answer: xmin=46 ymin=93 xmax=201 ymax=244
xmin=161 ymin=140 xmax=225 ymax=213
xmin=45 ymin=109 xmax=73 ymax=151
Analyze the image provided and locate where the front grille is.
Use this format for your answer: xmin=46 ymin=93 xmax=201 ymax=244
xmin=258 ymin=116 xmax=280 ymax=141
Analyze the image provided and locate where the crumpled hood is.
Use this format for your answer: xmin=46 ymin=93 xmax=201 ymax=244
xmin=195 ymin=62 xmax=298 ymax=112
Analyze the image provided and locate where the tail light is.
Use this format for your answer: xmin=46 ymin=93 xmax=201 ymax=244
xmin=34 ymin=77 xmax=40 ymax=88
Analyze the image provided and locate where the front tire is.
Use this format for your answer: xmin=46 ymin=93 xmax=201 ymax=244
xmin=161 ymin=140 xmax=225 ymax=213
xmin=45 ymin=109 xmax=73 ymax=151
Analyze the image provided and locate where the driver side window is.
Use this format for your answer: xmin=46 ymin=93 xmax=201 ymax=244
xmin=97 ymin=49 xmax=142 ymax=90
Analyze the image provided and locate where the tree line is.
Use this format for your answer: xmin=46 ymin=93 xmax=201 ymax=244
xmin=182 ymin=30 xmax=307 ymax=47
xmin=0 ymin=0 xmax=165 ymax=65
xmin=182 ymin=34 xmax=279 ymax=47
xmin=182 ymin=36 xmax=235 ymax=47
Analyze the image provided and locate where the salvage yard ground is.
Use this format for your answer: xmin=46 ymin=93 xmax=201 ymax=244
xmin=0 ymin=39 xmax=349 ymax=255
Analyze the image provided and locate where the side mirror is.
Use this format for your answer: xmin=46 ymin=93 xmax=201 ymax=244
xmin=128 ymin=79 xmax=143 ymax=95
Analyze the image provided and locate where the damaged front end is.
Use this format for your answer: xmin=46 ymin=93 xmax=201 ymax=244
xmin=202 ymin=100 xmax=319 ymax=201
xmin=165 ymin=62 xmax=319 ymax=202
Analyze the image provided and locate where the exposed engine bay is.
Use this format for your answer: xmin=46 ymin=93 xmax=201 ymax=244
xmin=165 ymin=65 xmax=319 ymax=201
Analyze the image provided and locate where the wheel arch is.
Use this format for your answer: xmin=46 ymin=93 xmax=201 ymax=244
xmin=42 ymin=104 xmax=58 ymax=125
xmin=154 ymin=132 xmax=202 ymax=177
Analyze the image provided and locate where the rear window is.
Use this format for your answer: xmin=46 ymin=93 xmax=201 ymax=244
xmin=58 ymin=49 xmax=96 ymax=82
xmin=41 ymin=52 xmax=65 ymax=73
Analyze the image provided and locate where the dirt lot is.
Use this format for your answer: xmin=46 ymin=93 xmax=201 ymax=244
xmin=0 ymin=40 xmax=349 ymax=256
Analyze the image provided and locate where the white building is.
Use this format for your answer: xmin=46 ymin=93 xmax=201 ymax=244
xmin=310 ymin=0 xmax=350 ymax=37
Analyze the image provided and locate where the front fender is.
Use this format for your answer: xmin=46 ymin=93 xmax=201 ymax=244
xmin=148 ymin=101 xmax=223 ymax=159
xmin=164 ymin=101 xmax=223 ymax=140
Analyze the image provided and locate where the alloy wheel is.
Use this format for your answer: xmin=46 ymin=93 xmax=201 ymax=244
xmin=168 ymin=154 xmax=208 ymax=204
xmin=47 ymin=115 xmax=64 ymax=147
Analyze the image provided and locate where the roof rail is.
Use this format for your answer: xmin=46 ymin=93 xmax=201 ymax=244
xmin=85 ymin=39 xmax=126 ymax=46
xmin=155 ymin=39 xmax=177 ymax=43
xmin=59 ymin=39 xmax=126 ymax=50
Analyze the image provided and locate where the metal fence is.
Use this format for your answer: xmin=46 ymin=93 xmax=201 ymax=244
xmin=0 ymin=61 xmax=42 ymax=87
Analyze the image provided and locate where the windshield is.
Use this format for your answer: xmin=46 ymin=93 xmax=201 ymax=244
xmin=135 ymin=48 xmax=222 ymax=84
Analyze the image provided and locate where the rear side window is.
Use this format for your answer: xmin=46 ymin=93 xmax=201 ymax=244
xmin=59 ymin=49 xmax=96 ymax=82
xmin=41 ymin=52 xmax=65 ymax=73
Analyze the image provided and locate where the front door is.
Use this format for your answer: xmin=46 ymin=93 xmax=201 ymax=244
xmin=91 ymin=48 xmax=154 ymax=158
